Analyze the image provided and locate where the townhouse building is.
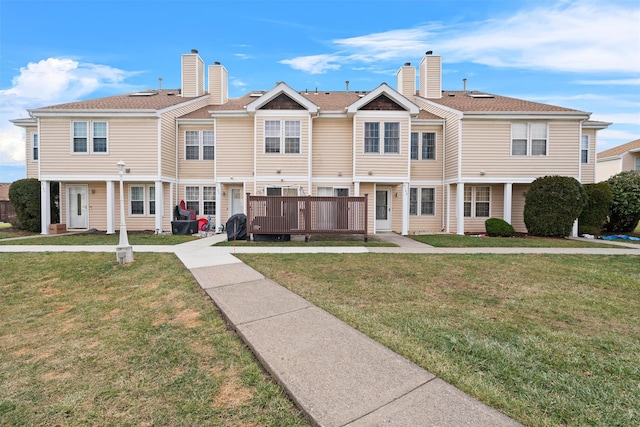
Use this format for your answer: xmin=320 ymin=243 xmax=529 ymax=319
xmin=12 ymin=49 xmax=609 ymax=236
xmin=596 ymin=139 xmax=640 ymax=182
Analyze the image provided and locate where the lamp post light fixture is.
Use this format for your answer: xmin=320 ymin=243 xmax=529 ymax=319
xmin=116 ymin=160 xmax=134 ymax=264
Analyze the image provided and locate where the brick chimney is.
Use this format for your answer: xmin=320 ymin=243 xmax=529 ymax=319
xmin=208 ymin=61 xmax=228 ymax=105
xmin=396 ymin=62 xmax=416 ymax=98
xmin=181 ymin=49 xmax=205 ymax=97
xmin=419 ymin=51 xmax=441 ymax=99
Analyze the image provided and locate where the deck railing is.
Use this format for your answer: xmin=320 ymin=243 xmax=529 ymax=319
xmin=246 ymin=194 xmax=368 ymax=241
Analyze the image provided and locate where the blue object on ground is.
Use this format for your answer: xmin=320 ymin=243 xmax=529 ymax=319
xmin=600 ymin=234 xmax=640 ymax=241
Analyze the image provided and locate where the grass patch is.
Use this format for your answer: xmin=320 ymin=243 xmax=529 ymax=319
xmin=215 ymin=233 xmax=394 ymax=247
xmin=0 ymin=252 xmax=308 ymax=426
xmin=0 ymin=229 xmax=198 ymax=245
xmin=411 ymin=234 xmax=624 ymax=248
xmin=237 ymin=253 xmax=640 ymax=427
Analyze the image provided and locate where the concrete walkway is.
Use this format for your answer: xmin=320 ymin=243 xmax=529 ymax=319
xmin=2 ymin=233 xmax=638 ymax=426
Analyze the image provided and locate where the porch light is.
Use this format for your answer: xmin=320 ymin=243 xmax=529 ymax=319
xmin=116 ymin=160 xmax=133 ymax=264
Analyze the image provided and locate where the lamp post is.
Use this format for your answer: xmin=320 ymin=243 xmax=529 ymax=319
xmin=116 ymin=160 xmax=133 ymax=264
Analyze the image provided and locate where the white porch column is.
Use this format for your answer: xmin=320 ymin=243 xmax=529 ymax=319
xmin=40 ymin=180 xmax=50 ymax=235
xmin=456 ymin=182 xmax=465 ymax=235
xmin=401 ymin=182 xmax=409 ymax=235
xmin=446 ymin=183 xmax=451 ymax=233
xmin=354 ymin=182 xmax=360 ymax=196
xmin=572 ymin=219 xmax=579 ymax=237
xmin=215 ymin=182 xmax=222 ymax=232
xmin=155 ymin=180 xmax=163 ymax=233
xmin=106 ymin=181 xmax=115 ymax=234
xmin=503 ymin=183 xmax=513 ymax=225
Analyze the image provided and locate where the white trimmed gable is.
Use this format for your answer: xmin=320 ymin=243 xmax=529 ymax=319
xmin=346 ymin=83 xmax=419 ymax=116
xmin=246 ymin=82 xmax=319 ymax=114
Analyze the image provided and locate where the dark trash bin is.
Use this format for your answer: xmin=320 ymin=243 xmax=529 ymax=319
xmin=226 ymin=213 xmax=247 ymax=241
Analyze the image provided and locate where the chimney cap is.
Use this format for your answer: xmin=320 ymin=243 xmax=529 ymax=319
xmin=404 ymin=62 xmax=411 ymax=66
xmin=191 ymin=49 xmax=199 ymax=54
xmin=214 ymin=61 xmax=221 ymax=65
xmin=425 ymin=50 xmax=433 ymax=55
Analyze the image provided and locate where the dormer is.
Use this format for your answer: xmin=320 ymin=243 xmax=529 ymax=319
xmin=346 ymin=83 xmax=419 ymax=116
xmin=246 ymin=82 xmax=319 ymax=115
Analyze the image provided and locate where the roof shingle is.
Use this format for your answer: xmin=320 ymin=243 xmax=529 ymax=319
xmin=598 ymin=139 xmax=640 ymax=159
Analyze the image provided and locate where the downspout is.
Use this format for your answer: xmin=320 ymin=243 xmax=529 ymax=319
xmin=175 ymin=118 xmax=179 ymax=218
xmin=156 ymin=116 xmax=163 ymax=233
xmin=441 ymin=122 xmax=446 ymax=232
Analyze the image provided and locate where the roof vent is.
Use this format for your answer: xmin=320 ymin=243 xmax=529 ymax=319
xmin=425 ymin=50 xmax=433 ymax=55
xmin=191 ymin=49 xmax=198 ymax=54
xmin=467 ymin=92 xmax=495 ymax=99
xmin=130 ymin=91 xmax=158 ymax=97
xmin=249 ymin=92 xmax=263 ymax=97
xmin=214 ymin=61 xmax=221 ymax=65
xmin=404 ymin=62 xmax=411 ymax=66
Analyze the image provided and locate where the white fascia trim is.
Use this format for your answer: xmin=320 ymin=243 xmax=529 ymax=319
xmin=157 ymin=95 xmax=210 ymax=114
xmin=414 ymin=97 xmax=464 ymax=118
xmin=411 ymin=119 xmax=445 ymax=125
xmin=9 ymin=118 xmax=37 ymax=127
xmin=246 ymin=82 xmax=319 ymax=114
xmin=176 ymin=179 xmax=216 ymax=185
xmin=353 ymin=110 xmax=413 ymax=118
xmin=254 ymin=175 xmax=310 ymax=181
xmin=463 ymin=112 xmax=591 ymax=120
xmin=408 ymin=180 xmax=444 ymax=186
xmin=176 ymin=118 xmax=215 ymax=125
xmin=29 ymin=110 xmax=160 ymax=118
xmin=346 ymin=83 xmax=419 ymax=115
xmin=41 ymin=174 xmax=172 ymax=182
xmin=583 ymin=122 xmax=612 ymax=130
xmin=597 ymin=156 xmax=622 ymax=162
xmin=255 ymin=110 xmax=312 ymax=117
xmin=354 ymin=176 xmax=410 ymax=183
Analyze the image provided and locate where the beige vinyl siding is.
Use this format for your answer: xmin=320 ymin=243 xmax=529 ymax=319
xmin=312 ymin=118 xmax=352 ymax=177
xmin=409 ymin=126 xmax=443 ymax=180
xmin=39 ymin=117 xmax=158 ymax=176
xmin=511 ymin=184 xmax=529 ymax=233
xmin=216 ymin=117 xmax=254 ymax=177
xmin=596 ymin=158 xmax=621 ymax=182
xmin=25 ymin=126 xmax=39 ymax=178
xmin=177 ymin=124 xmax=215 ymax=179
xmin=160 ymin=97 xmax=211 ymax=178
xmin=460 ymin=120 xmax=581 ymax=178
xmin=181 ymin=54 xmax=204 ymax=97
xmin=407 ymin=186 xmax=444 ymax=234
xmin=255 ymin=115 xmax=310 ymax=177
xmin=622 ymin=152 xmax=639 ymax=173
xmin=359 ymin=183 xmax=375 ymax=235
xmin=354 ymin=114 xmax=410 ymax=177
xmin=580 ymin=128 xmax=597 ymax=183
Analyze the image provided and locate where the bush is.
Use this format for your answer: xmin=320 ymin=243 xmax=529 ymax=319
xmin=485 ymin=218 xmax=515 ymax=237
xmin=524 ymin=176 xmax=587 ymax=237
xmin=579 ymin=183 xmax=613 ymax=235
xmin=9 ymin=178 xmax=41 ymax=232
xmin=604 ymin=171 xmax=640 ymax=232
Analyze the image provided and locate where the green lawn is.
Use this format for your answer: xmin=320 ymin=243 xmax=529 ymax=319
xmin=238 ymin=253 xmax=640 ymax=427
xmin=0 ymin=252 xmax=308 ymax=426
xmin=0 ymin=230 xmax=198 ymax=245
xmin=411 ymin=233 xmax=627 ymax=248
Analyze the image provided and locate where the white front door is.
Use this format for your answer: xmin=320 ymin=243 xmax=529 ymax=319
xmin=376 ymin=187 xmax=391 ymax=231
xmin=68 ymin=185 xmax=88 ymax=229
xmin=230 ymin=187 xmax=244 ymax=215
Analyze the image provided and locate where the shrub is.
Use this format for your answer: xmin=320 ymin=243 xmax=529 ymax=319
xmin=524 ymin=175 xmax=587 ymax=237
xmin=485 ymin=218 xmax=515 ymax=237
xmin=9 ymin=178 xmax=41 ymax=232
xmin=578 ymin=183 xmax=613 ymax=235
xmin=604 ymin=171 xmax=640 ymax=232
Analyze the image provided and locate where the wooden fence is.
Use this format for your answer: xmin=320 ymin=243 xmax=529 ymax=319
xmin=246 ymin=194 xmax=368 ymax=241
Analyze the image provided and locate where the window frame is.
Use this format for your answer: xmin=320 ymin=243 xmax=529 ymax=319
xmin=92 ymin=121 xmax=108 ymax=154
xmin=511 ymin=122 xmax=548 ymax=157
xmin=71 ymin=121 xmax=110 ymax=154
xmin=464 ymin=186 xmax=491 ymax=218
xmin=129 ymin=185 xmax=145 ymax=216
xmin=634 ymin=156 xmax=640 ymax=171
xmin=317 ymin=187 xmax=350 ymax=196
xmin=185 ymin=130 xmax=200 ymax=160
xmin=128 ymin=184 xmax=155 ymax=217
xmin=264 ymin=120 xmax=301 ymax=154
xmin=409 ymin=187 xmax=436 ymax=216
xmin=32 ymin=133 xmax=39 ymax=161
xmin=72 ymin=121 xmax=89 ymax=154
xmin=203 ymin=186 xmax=216 ymax=216
xmin=185 ymin=186 xmax=200 ymax=215
xmin=581 ymin=135 xmax=589 ymax=164
xmin=364 ymin=121 xmax=401 ymax=154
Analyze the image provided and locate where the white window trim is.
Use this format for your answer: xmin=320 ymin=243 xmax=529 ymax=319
xmin=184 ymin=130 xmax=215 ymax=161
xmin=511 ymin=122 xmax=548 ymax=157
xmin=464 ymin=186 xmax=491 ymax=218
xmin=184 ymin=186 xmax=217 ymax=216
xmin=264 ymin=120 xmax=301 ymax=154
xmin=410 ymin=132 xmax=436 ymax=161
xmin=265 ymin=186 xmax=299 ymax=196
xmin=32 ymin=133 xmax=39 ymax=161
xmin=317 ymin=187 xmax=350 ymax=196
xmin=70 ymin=121 xmax=109 ymax=155
xmin=634 ymin=156 xmax=640 ymax=171
xmin=409 ymin=187 xmax=436 ymax=216
xmin=128 ymin=184 xmax=155 ymax=217
xmin=581 ymin=135 xmax=589 ymax=164
xmin=364 ymin=121 xmax=401 ymax=155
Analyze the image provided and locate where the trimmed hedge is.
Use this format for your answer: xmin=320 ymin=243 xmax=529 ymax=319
xmin=9 ymin=178 xmax=41 ymax=232
xmin=485 ymin=218 xmax=515 ymax=237
xmin=578 ymin=182 xmax=612 ymax=235
xmin=604 ymin=171 xmax=640 ymax=233
xmin=524 ymin=175 xmax=587 ymax=237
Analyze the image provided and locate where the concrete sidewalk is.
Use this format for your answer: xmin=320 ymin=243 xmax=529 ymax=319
xmin=2 ymin=233 xmax=638 ymax=426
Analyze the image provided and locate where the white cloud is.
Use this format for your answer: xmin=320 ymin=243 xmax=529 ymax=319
xmin=0 ymin=58 xmax=136 ymax=170
xmin=280 ymin=1 xmax=639 ymax=75
xmin=575 ymin=78 xmax=640 ymax=86
xmin=231 ymin=78 xmax=248 ymax=88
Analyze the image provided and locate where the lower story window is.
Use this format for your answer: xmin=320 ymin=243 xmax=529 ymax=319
xmin=185 ymin=186 xmax=217 ymax=216
xmin=410 ymin=187 xmax=435 ymax=216
xmin=464 ymin=186 xmax=490 ymax=218
xmin=203 ymin=186 xmax=216 ymax=216
xmin=185 ymin=186 xmax=200 ymax=215
xmin=130 ymin=185 xmax=155 ymax=216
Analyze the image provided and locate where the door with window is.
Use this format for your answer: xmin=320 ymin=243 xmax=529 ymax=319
xmin=375 ymin=187 xmax=391 ymax=231
xmin=230 ymin=187 xmax=244 ymax=216
xmin=68 ymin=185 xmax=88 ymax=229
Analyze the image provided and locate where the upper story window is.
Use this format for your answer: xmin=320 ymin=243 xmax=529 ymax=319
xmin=411 ymin=132 xmax=436 ymax=160
xmin=185 ymin=130 xmax=214 ymax=160
xmin=635 ymin=156 xmax=640 ymax=171
xmin=365 ymin=122 xmax=400 ymax=154
xmin=581 ymin=135 xmax=589 ymax=164
xmin=409 ymin=187 xmax=435 ymax=216
xmin=72 ymin=121 xmax=108 ymax=154
xmin=32 ymin=134 xmax=39 ymax=161
xmin=264 ymin=120 xmax=300 ymax=154
xmin=511 ymin=122 xmax=547 ymax=156
xmin=464 ymin=186 xmax=490 ymax=218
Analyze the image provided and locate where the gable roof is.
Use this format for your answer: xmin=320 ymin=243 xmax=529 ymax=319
xmin=246 ymin=82 xmax=318 ymax=114
xmin=597 ymin=139 xmax=640 ymax=159
xmin=346 ymin=83 xmax=419 ymax=115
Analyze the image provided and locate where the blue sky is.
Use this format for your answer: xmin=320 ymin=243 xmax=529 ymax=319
xmin=1 ymin=0 xmax=639 ymax=183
